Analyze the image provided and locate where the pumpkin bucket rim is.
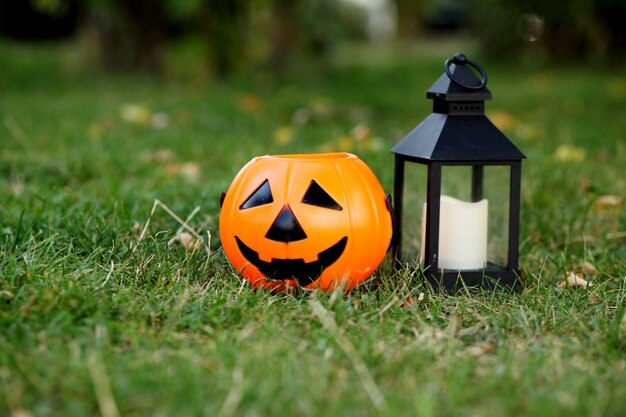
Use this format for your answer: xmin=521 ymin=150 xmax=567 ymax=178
xmin=259 ymin=152 xmax=357 ymax=162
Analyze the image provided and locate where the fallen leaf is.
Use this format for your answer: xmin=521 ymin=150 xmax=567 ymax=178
xmin=467 ymin=342 xmax=495 ymax=356
xmin=350 ymin=123 xmax=383 ymax=151
xmin=151 ymin=112 xmax=170 ymax=129
xmin=132 ymin=221 xmax=142 ymax=237
xmin=180 ymin=162 xmax=200 ymax=182
xmin=121 ymin=103 xmax=151 ymax=125
xmin=568 ymin=261 xmax=598 ymax=276
xmin=347 ymin=106 xmax=371 ymax=123
xmin=141 ymin=148 xmax=176 ymax=164
xmin=557 ymin=271 xmax=592 ymax=288
xmin=309 ymin=97 xmax=334 ymax=119
xmin=8 ymin=409 xmax=31 ymax=417
xmin=164 ymin=162 xmax=200 ymax=181
xmin=165 ymin=163 xmax=180 ymax=176
xmin=594 ymin=195 xmax=623 ymax=213
xmin=515 ymin=123 xmax=543 ymax=141
xmin=584 ymin=265 xmax=598 ymax=276
xmin=133 ymin=199 xmax=210 ymax=258
xmin=292 ymin=108 xmax=312 ymax=125
xmin=0 ymin=290 xmax=15 ymax=300
xmin=553 ymin=144 xmax=586 ymax=162
xmin=488 ymin=111 xmax=518 ymax=131
xmin=239 ymin=94 xmax=262 ymax=113
xmin=273 ymin=126 xmax=294 ymax=145
xmin=336 ymin=136 xmax=355 ymax=152
xmin=6 ymin=178 xmax=24 ymax=196
xmin=400 ymin=292 xmax=425 ymax=309
xmin=170 ymin=232 xmax=202 ymax=251
xmin=351 ymin=123 xmax=373 ymax=142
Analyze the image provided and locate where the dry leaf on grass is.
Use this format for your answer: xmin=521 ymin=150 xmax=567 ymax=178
xmin=467 ymin=342 xmax=495 ymax=357
xmin=318 ymin=123 xmax=382 ymax=153
xmin=336 ymin=136 xmax=355 ymax=152
xmin=164 ymin=162 xmax=200 ymax=182
xmin=169 ymin=231 xmax=203 ymax=251
xmin=350 ymin=123 xmax=383 ymax=151
xmin=140 ymin=148 xmax=176 ymax=164
xmin=132 ymin=221 xmax=143 ymax=237
xmin=239 ymin=94 xmax=262 ymax=113
xmin=133 ymin=199 xmax=211 ymax=257
xmin=553 ymin=144 xmax=586 ymax=162
xmin=180 ymin=162 xmax=200 ymax=182
xmin=121 ymin=103 xmax=151 ymax=125
xmin=0 ymin=290 xmax=15 ymax=300
xmin=292 ymin=108 xmax=312 ymax=125
xmin=400 ymin=292 xmax=425 ymax=309
xmin=515 ymin=123 xmax=543 ymax=141
xmin=568 ymin=261 xmax=598 ymax=276
xmin=151 ymin=112 xmax=169 ymax=129
xmin=557 ymin=271 xmax=592 ymax=289
xmin=309 ymin=97 xmax=334 ymax=119
xmin=351 ymin=123 xmax=373 ymax=142
xmin=594 ymin=195 xmax=623 ymax=213
xmin=273 ymin=126 xmax=294 ymax=145
xmin=488 ymin=111 xmax=518 ymax=131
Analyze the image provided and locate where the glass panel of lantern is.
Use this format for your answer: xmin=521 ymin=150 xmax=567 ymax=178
xmin=396 ymin=161 xmax=428 ymax=265
xmin=437 ymin=164 xmax=511 ymax=271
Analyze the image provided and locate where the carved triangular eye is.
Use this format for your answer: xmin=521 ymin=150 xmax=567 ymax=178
xmin=302 ymin=180 xmax=342 ymax=210
xmin=240 ymin=179 xmax=273 ymax=209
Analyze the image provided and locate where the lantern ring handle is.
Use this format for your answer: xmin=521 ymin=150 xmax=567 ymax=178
xmin=444 ymin=53 xmax=488 ymax=90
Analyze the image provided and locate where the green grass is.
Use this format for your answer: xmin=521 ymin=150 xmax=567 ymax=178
xmin=1 ymin=39 xmax=625 ymax=417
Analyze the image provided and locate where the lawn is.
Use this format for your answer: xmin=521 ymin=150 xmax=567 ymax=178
xmin=0 ymin=39 xmax=625 ymax=417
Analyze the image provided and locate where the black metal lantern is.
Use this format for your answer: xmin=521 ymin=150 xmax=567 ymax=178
xmin=391 ymin=53 xmax=525 ymax=291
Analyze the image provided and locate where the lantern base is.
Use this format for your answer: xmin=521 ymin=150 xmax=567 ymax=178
xmin=426 ymin=263 xmax=521 ymax=292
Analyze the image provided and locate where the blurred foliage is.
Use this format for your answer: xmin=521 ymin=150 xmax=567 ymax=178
xmin=394 ymin=0 xmax=468 ymax=38
xmin=0 ymin=0 xmax=80 ymax=39
xmin=2 ymin=0 xmax=625 ymax=75
xmin=86 ymin=0 xmax=167 ymax=73
xmin=468 ymin=0 xmax=626 ymax=60
xmin=84 ymin=0 xmax=366 ymax=76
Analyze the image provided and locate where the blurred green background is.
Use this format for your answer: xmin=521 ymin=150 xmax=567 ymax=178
xmin=1 ymin=0 xmax=625 ymax=76
xmin=1 ymin=2 xmax=625 ymax=417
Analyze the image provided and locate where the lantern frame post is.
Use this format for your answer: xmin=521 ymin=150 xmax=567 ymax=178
xmin=392 ymin=154 xmax=405 ymax=263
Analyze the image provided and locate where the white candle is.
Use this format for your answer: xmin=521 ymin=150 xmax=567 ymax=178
xmin=420 ymin=195 xmax=488 ymax=270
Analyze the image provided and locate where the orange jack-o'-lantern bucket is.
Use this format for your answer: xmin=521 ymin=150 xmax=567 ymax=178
xmin=219 ymin=153 xmax=393 ymax=291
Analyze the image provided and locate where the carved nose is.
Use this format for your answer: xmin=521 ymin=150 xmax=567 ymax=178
xmin=265 ymin=205 xmax=307 ymax=243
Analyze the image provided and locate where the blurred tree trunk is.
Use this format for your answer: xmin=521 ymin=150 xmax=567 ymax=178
xmin=269 ymin=1 xmax=296 ymax=71
xmin=90 ymin=0 xmax=166 ymax=73
xmin=204 ymin=0 xmax=247 ymax=77
xmin=114 ymin=0 xmax=165 ymax=73
xmin=394 ymin=0 xmax=424 ymax=38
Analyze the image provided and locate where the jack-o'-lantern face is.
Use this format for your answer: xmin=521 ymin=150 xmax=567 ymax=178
xmin=219 ymin=153 xmax=392 ymax=291
xmin=234 ymin=178 xmax=348 ymax=286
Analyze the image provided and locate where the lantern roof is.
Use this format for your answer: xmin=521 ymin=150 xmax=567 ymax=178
xmin=391 ymin=53 xmax=526 ymax=162
xmin=391 ymin=113 xmax=526 ymax=162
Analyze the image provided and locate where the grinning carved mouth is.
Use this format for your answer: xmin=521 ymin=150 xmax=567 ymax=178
xmin=235 ymin=236 xmax=348 ymax=286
